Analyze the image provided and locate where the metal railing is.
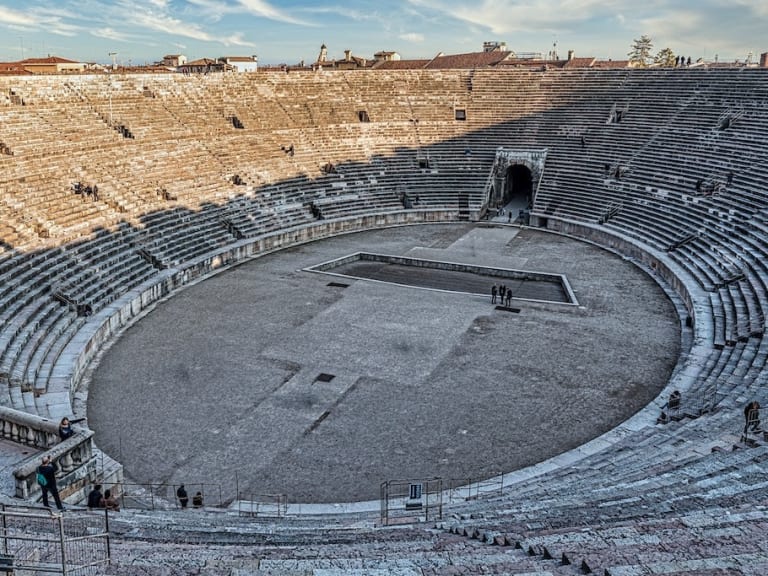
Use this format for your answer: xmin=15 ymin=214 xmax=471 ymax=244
xmin=0 ymin=504 xmax=109 ymax=576
xmin=111 ymin=482 xmax=224 ymax=510
xmin=741 ymin=405 xmax=765 ymax=444
xmin=446 ymin=476 xmax=505 ymax=503
xmin=236 ymin=493 xmax=288 ymax=518
xmin=380 ymin=478 xmax=442 ymax=526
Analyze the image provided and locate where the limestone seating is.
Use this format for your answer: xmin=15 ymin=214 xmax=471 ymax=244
xmin=1 ymin=68 xmax=768 ymax=573
xmin=22 ymin=309 xmax=79 ymax=392
xmin=509 ymin=509 xmax=768 ymax=576
xmin=137 ymin=207 xmax=236 ymax=267
xmin=0 ymin=251 xmax=70 ymax=339
xmin=528 ymin=72 xmax=768 ymax=419
xmin=445 ymin=456 xmax=768 ymax=557
xmin=693 ymin=339 xmax=762 ymax=412
xmin=1 ymin=303 xmax=75 ymax=395
xmin=450 ymin=394 xmax=756 ymax=507
xmin=1 ymin=300 xmax=63 ymax=378
xmin=450 ymin=417 xmax=767 ymax=523
xmin=3 ymin=73 xmax=490 ymax=244
xmin=463 ymin=509 xmax=768 ymax=576
xmin=100 ymin=518 xmax=548 ymax=576
xmin=0 ymin=233 xmax=159 ymax=403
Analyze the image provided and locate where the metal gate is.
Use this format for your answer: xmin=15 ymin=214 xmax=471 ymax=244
xmin=0 ymin=505 xmax=110 ymax=576
xmin=380 ymin=478 xmax=442 ymax=526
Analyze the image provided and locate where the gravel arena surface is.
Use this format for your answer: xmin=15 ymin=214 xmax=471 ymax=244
xmin=87 ymin=223 xmax=680 ymax=503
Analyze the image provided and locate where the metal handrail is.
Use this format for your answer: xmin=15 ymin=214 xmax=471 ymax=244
xmin=111 ymin=481 xmax=224 ymax=510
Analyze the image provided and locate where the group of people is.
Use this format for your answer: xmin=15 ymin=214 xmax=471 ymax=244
xmin=35 ymin=417 xmax=84 ymax=511
xmin=39 ymin=417 xmax=118 ymax=513
xmin=491 ymin=283 xmax=513 ymax=307
xmin=71 ymin=181 xmax=99 ymax=201
xmin=176 ymin=484 xmax=204 ymax=509
xmin=42 ymin=416 xmax=208 ymax=513
xmin=87 ymin=484 xmax=120 ymax=511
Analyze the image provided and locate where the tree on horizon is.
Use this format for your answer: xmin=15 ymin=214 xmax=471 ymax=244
xmin=629 ymin=35 xmax=654 ymax=67
xmin=655 ymin=47 xmax=676 ymax=67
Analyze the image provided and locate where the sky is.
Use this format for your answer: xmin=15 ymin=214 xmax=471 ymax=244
xmin=0 ymin=1 xmax=765 ymax=66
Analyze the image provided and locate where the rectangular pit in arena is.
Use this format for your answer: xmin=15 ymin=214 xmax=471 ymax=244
xmin=306 ymin=253 xmax=578 ymax=305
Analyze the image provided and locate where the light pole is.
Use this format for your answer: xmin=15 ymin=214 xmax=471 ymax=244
xmin=109 ymin=52 xmax=117 ymax=71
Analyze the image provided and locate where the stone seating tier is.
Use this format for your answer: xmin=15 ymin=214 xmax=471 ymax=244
xmin=0 ymin=68 xmax=768 ymax=574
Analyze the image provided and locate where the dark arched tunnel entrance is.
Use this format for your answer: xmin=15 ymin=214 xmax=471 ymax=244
xmin=491 ymin=164 xmax=533 ymax=223
xmin=505 ymin=164 xmax=533 ymax=206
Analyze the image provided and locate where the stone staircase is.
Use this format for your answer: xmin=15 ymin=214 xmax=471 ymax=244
xmin=97 ymin=506 xmax=599 ymax=575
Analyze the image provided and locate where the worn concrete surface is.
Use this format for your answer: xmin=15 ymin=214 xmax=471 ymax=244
xmin=87 ymin=223 xmax=680 ymax=503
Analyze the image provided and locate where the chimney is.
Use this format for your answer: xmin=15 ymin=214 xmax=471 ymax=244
xmin=568 ymin=50 xmax=575 ymax=61
xmin=344 ymin=49 xmax=352 ymax=61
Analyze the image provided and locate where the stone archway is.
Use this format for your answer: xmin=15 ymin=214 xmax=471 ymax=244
xmin=484 ymin=147 xmax=547 ymax=213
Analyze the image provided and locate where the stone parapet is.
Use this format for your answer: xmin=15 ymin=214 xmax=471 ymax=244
xmin=7 ymin=408 xmax=96 ymax=500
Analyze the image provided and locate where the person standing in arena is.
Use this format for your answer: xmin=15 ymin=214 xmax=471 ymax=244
xmin=87 ymin=484 xmax=103 ymax=509
xmin=58 ymin=417 xmax=74 ymax=441
xmin=177 ymin=484 xmax=189 ymax=508
xmin=38 ymin=456 xmax=64 ymax=511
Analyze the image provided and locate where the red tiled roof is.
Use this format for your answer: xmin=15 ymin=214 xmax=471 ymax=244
xmin=18 ymin=56 xmax=80 ymax=65
xmin=372 ymin=59 xmax=430 ymax=70
xmin=564 ymin=57 xmax=596 ymax=68
xmin=497 ymin=58 xmax=565 ymax=69
xmin=425 ymin=51 xmax=512 ymax=69
xmin=592 ymin=60 xmax=630 ymax=69
xmin=184 ymin=58 xmax=220 ymax=66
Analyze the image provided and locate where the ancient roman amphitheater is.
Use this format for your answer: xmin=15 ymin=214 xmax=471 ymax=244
xmin=1 ymin=67 xmax=767 ymax=574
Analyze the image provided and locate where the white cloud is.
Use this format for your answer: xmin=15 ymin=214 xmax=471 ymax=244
xmin=0 ymin=5 xmax=36 ymax=26
xmin=91 ymin=27 xmax=133 ymax=42
xmin=637 ymin=10 xmax=704 ymax=40
xmin=223 ymin=32 xmax=257 ymax=47
xmin=300 ymin=5 xmax=378 ymax=22
xmin=185 ymin=0 xmax=235 ymax=22
xmin=237 ymin=0 xmax=310 ymax=25
xmin=112 ymin=1 xmax=226 ymax=42
xmin=0 ymin=4 xmax=84 ymax=37
xmin=731 ymin=0 xmax=768 ymax=17
xmin=406 ymin=0 xmax=621 ymax=34
xmin=48 ymin=23 xmax=79 ymax=37
xmin=400 ymin=32 xmax=425 ymax=43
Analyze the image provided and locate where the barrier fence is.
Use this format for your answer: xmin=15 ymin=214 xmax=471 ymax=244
xmin=446 ymin=476 xmax=505 ymax=503
xmin=380 ymin=478 xmax=442 ymax=526
xmin=741 ymin=405 xmax=766 ymax=444
xmin=236 ymin=493 xmax=288 ymax=518
xmin=0 ymin=504 xmax=110 ymax=576
xmin=112 ymin=482 xmax=224 ymax=510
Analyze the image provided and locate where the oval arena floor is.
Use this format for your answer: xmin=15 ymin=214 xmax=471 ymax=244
xmin=86 ymin=223 xmax=680 ymax=504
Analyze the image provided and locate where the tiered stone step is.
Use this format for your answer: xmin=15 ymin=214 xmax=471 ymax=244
xmin=97 ymin=506 xmax=579 ymax=576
